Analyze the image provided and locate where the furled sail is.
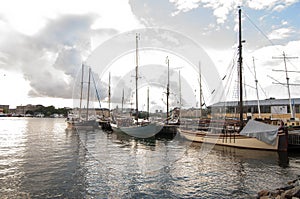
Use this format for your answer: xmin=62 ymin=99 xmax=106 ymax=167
xmin=240 ymin=120 xmax=279 ymax=145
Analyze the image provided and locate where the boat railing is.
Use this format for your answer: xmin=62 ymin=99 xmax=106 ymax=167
xmin=288 ymin=130 xmax=300 ymax=146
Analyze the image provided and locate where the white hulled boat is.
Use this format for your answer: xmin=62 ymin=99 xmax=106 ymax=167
xmin=179 ymin=8 xmax=288 ymax=151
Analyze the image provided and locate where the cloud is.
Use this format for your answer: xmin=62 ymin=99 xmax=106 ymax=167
xmin=0 ymin=0 xmax=144 ymax=101
xmin=213 ymin=5 xmax=231 ymax=24
xmin=247 ymin=0 xmax=298 ymax=11
xmin=170 ymin=0 xmax=239 ymax=24
xmin=0 ymin=15 xmax=97 ymax=99
xmin=267 ymin=27 xmax=294 ymax=40
xmin=0 ymin=0 xmax=143 ymax=36
xmin=169 ymin=0 xmax=298 ymax=25
xmin=273 ymin=4 xmax=285 ymax=11
xmin=169 ymin=0 xmax=201 ymax=16
xmin=240 ymin=40 xmax=300 ymax=100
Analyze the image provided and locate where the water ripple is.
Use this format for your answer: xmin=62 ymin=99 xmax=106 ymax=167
xmin=0 ymin=118 xmax=299 ymax=198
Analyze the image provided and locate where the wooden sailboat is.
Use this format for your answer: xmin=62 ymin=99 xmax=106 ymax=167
xmin=67 ymin=64 xmax=98 ymax=130
xmin=110 ymin=33 xmax=163 ymax=138
xmin=178 ymin=8 xmax=288 ymax=151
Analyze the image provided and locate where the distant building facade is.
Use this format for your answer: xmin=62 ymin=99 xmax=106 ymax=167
xmin=209 ymin=98 xmax=300 ymax=119
xmin=0 ymin=105 xmax=9 ymax=113
xmin=15 ymin=104 xmax=41 ymax=115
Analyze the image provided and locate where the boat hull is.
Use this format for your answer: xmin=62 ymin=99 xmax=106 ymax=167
xmin=178 ymin=128 xmax=287 ymax=151
xmin=66 ymin=120 xmax=98 ymax=131
xmin=111 ymin=122 xmax=163 ymax=138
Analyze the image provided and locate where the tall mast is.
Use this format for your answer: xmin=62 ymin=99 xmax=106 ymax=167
xmin=121 ymin=88 xmax=124 ymax=113
xmin=179 ymin=70 xmax=182 ymax=108
xmin=252 ymin=57 xmax=261 ymax=118
xmin=199 ymin=62 xmax=203 ymax=118
xmin=283 ymin=52 xmax=293 ymax=119
xmin=147 ymin=87 xmax=149 ymax=119
xmin=79 ymin=63 xmax=84 ymax=120
xmin=238 ymin=7 xmax=244 ymax=128
xmin=86 ymin=67 xmax=91 ymax=121
xmin=272 ymin=52 xmax=298 ymax=119
xmin=108 ymin=72 xmax=111 ymax=117
xmin=166 ymin=56 xmax=170 ymax=124
xmin=135 ymin=33 xmax=139 ymax=122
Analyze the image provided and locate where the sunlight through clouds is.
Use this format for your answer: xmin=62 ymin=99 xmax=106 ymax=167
xmin=0 ymin=0 xmax=299 ymax=108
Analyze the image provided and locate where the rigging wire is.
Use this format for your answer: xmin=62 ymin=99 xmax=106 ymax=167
xmin=243 ymin=9 xmax=299 ymax=71
xmin=215 ymin=49 xmax=239 ymax=102
xmin=243 ymin=11 xmax=277 ymax=48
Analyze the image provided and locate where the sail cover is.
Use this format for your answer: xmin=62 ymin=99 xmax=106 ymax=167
xmin=240 ymin=120 xmax=279 ymax=145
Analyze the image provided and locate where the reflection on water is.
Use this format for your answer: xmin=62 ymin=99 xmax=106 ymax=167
xmin=0 ymin=118 xmax=299 ymax=198
xmin=0 ymin=118 xmax=87 ymax=198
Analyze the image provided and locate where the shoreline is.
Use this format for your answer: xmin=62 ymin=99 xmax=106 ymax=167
xmin=258 ymin=176 xmax=300 ymax=198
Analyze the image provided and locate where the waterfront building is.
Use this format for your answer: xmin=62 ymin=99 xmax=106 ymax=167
xmin=14 ymin=104 xmax=42 ymax=115
xmin=0 ymin=105 xmax=9 ymax=113
xmin=210 ymin=98 xmax=300 ymax=120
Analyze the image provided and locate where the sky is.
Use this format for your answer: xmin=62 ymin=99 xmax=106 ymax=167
xmin=0 ymin=0 xmax=300 ymax=110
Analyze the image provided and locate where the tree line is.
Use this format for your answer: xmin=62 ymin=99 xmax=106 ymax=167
xmin=25 ymin=105 xmax=71 ymax=117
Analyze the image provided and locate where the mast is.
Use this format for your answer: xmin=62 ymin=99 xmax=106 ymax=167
xmin=166 ymin=56 xmax=170 ymax=124
xmin=91 ymin=72 xmax=101 ymax=109
xmin=135 ymin=33 xmax=139 ymax=122
xmin=108 ymin=72 xmax=111 ymax=117
xmin=238 ymin=7 xmax=244 ymax=128
xmin=147 ymin=87 xmax=149 ymax=119
xmin=272 ymin=52 xmax=298 ymax=119
xmin=79 ymin=63 xmax=84 ymax=120
xmin=199 ymin=62 xmax=203 ymax=118
xmin=283 ymin=52 xmax=293 ymax=119
xmin=121 ymin=88 xmax=124 ymax=113
xmin=179 ymin=70 xmax=182 ymax=108
xmin=252 ymin=57 xmax=261 ymax=118
xmin=86 ymin=67 xmax=91 ymax=121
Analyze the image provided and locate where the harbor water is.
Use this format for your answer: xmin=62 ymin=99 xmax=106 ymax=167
xmin=0 ymin=117 xmax=299 ymax=198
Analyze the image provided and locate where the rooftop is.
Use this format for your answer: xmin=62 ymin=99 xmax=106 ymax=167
xmin=210 ymin=98 xmax=300 ymax=107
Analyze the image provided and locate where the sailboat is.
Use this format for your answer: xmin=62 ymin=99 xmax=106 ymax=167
xmin=110 ymin=33 xmax=163 ymax=138
xmin=178 ymin=8 xmax=288 ymax=151
xmin=66 ymin=64 xmax=99 ymax=130
xmin=156 ymin=57 xmax=180 ymax=138
xmin=164 ymin=56 xmax=180 ymax=126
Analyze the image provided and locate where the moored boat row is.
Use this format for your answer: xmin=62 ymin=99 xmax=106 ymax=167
xmin=65 ymin=9 xmax=300 ymax=152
